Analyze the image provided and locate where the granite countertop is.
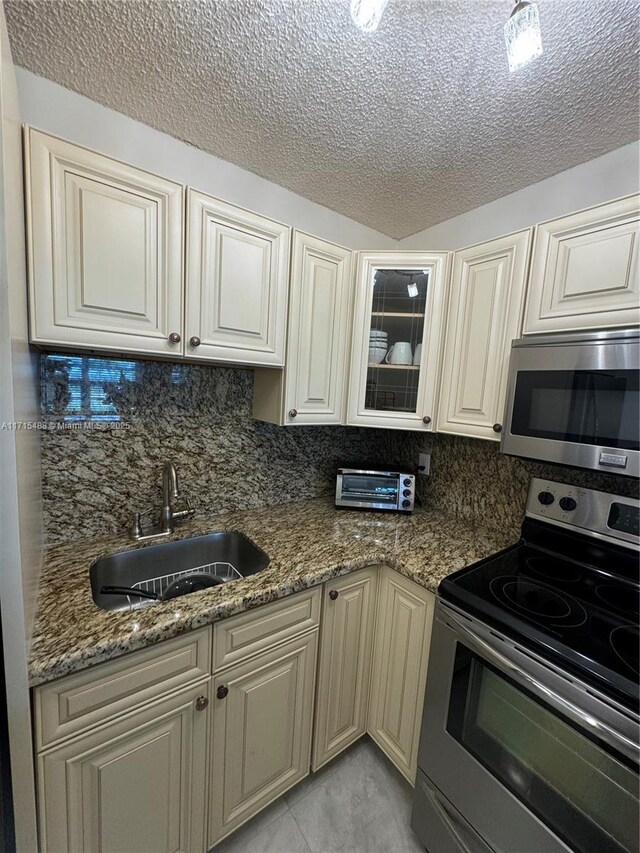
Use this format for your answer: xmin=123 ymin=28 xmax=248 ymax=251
xmin=28 ymin=498 xmax=516 ymax=687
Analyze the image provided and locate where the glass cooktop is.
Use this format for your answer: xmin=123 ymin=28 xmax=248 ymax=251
xmin=440 ymin=526 xmax=640 ymax=712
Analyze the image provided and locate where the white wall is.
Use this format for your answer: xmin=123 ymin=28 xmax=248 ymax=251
xmin=16 ymin=68 xmax=396 ymax=251
xmin=0 ymin=9 xmax=41 ymax=851
xmin=16 ymin=68 xmax=639 ymax=255
xmin=399 ymin=141 xmax=640 ymax=250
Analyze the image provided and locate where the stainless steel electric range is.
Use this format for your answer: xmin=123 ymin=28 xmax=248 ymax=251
xmin=411 ymin=478 xmax=640 ymax=853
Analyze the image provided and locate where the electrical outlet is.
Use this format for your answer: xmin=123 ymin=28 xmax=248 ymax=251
xmin=418 ymin=452 xmax=431 ymax=475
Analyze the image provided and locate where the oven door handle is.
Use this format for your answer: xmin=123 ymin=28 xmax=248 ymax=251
xmin=444 ymin=609 xmax=639 ymax=765
xmin=418 ymin=773 xmax=494 ymax=853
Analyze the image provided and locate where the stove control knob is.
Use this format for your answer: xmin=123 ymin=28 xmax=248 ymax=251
xmin=559 ymin=496 xmax=577 ymax=512
xmin=402 ymin=499 xmax=411 ymax=508
xmin=537 ymin=491 xmax=554 ymax=506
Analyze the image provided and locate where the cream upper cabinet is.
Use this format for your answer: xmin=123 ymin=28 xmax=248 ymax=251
xmin=368 ymin=568 xmax=434 ymax=784
xmin=347 ymin=252 xmax=450 ymax=431
xmin=523 ymin=195 xmax=640 ymax=334
xmin=26 ymin=128 xmax=185 ymax=357
xmin=437 ymin=229 xmax=533 ymax=441
xmin=253 ymin=231 xmax=353 ymax=425
xmin=186 ymin=189 xmax=290 ymax=366
xmin=37 ymin=682 xmax=209 ymax=853
xmin=313 ymin=567 xmax=378 ymax=771
xmin=208 ymin=631 xmax=318 ymax=847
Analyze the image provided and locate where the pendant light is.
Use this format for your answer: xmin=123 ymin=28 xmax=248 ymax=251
xmin=504 ymin=1 xmax=543 ymax=72
xmin=350 ymin=0 xmax=390 ymax=32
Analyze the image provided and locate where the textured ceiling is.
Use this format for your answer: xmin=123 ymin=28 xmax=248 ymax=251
xmin=5 ymin=0 xmax=640 ymax=238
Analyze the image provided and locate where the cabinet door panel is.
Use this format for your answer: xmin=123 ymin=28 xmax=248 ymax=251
xmin=313 ymin=567 xmax=378 ymax=770
xmin=212 ymin=227 xmax=271 ymax=339
xmin=437 ymin=230 xmax=532 ymax=441
xmin=524 ymin=195 xmax=640 ymax=334
xmin=252 ymin=231 xmax=353 ymax=425
xmin=208 ymin=632 xmax=317 ymax=846
xmin=287 ymin=233 xmax=353 ymax=423
xmin=186 ymin=190 xmax=290 ymax=366
xmin=38 ymin=682 xmax=209 ymax=853
xmin=368 ymin=569 xmax=434 ymax=783
xmin=27 ymin=128 xmax=184 ymax=356
xmin=346 ymin=252 xmax=449 ymax=431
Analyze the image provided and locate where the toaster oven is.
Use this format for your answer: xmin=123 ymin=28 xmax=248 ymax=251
xmin=335 ymin=467 xmax=415 ymax=513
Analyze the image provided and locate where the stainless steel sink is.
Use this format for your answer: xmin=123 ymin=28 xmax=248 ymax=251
xmin=90 ymin=531 xmax=270 ymax=612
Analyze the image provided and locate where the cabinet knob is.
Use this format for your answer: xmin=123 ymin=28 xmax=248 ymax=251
xmin=168 ymin=332 xmax=181 ymax=344
xmin=190 ymin=336 xmax=201 ymax=348
xmin=492 ymin=423 xmax=503 ymax=433
xmin=195 ymin=695 xmax=209 ymax=711
xmin=422 ymin=416 xmax=432 ymax=425
xmin=289 ymin=409 xmax=298 ymax=419
xmin=217 ymin=685 xmax=229 ymax=700
xmin=329 ymin=590 xmax=339 ymax=601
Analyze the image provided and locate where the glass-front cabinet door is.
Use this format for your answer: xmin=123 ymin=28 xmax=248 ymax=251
xmin=347 ymin=252 xmax=450 ymax=430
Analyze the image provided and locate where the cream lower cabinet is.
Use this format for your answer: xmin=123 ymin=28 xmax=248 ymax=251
xmin=34 ymin=628 xmax=212 ymax=853
xmin=437 ymin=229 xmax=532 ymax=441
xmin=186 ymin=189 xmax=291 ymax=366
xmin=312 ymin=566 xmax=378 ymax=770
xmin=37 ymin=681 xmax=210 ymax=853
xmin=367 ymin=567 xmax=435 ymax=784
xmin=523 ymin=194 xmax=640 ymax=334
xmin=208 ymin=631 xmax=318 ymax=847
xmin=34 ymin=574 xmax=434 ymax=853
xmin=253 ymin=230 xmax=353 ymax=425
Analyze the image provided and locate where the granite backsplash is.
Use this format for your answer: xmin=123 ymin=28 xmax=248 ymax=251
xmin=40 ymin=354 xmax=638 ymax=546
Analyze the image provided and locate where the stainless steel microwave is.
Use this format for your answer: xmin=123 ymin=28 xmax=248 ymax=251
xmin=335 ymin=467 xmax=415 ymax=512
xmin=501 ymin=330 xmax=639 ymax=478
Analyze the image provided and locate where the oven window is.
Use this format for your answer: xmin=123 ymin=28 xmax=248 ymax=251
xmin=341 ymin=474 xmax=398 ymax=504
xmin=511 ymin=369 xmax=639 ymax=451
xmin=447 ymin=646 xmax=639 ymax=853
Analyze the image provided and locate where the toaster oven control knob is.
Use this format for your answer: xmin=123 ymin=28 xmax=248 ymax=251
xmin=537 ymin=491 xmax=554 ymax=506
xmin=403 ymin=489 xmax=412 ymax=497
xmin=559 ymin=496 xmax=577 ymax=512
xmin=402 ymin=499 xmax=411 ymax=508
xmin=403 ymin=478 xmax=412 ymax=487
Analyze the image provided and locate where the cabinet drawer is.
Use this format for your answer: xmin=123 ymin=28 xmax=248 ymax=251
xmin=213 ymin=588 xmax=321 ymax=671
xmin=35 ymin=627 xmax=211 ymax=750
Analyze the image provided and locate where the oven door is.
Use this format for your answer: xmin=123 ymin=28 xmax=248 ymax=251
xmin=501 ymin=331 xmax=639 ymax=478
xmin=415 ymin=601 xmax=640 ymax=853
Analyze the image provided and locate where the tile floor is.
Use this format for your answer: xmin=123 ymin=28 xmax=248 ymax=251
xmin=212 ymin=737 xmax=425 ymax=853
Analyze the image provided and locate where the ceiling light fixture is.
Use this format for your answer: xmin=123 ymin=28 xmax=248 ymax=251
xmin=504 ymin=1 xmax=543 ymax=72
xmin=350 ymin=0 xmax=389 ymax=32
xmin=504 ymin=0 xmax=542 ymax=72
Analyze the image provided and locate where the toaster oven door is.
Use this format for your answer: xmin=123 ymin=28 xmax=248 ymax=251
xmin=336 ymin=470 xmax=400 ymax=510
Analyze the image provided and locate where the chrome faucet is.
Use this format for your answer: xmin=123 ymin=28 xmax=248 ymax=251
xmin=132 ymin=461 xmax=195 ymax=541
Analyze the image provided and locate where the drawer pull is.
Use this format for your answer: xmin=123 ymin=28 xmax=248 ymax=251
xmin=195 ymin=695 xmax=209 ymax=711
xmin=492 ymin=423 xmax=503 ymax=433
xmin=329 ymin=590 xmax=339 ymax=601
xmin=190 ymin=335 xmax=201 ymax=348
xmin=423 ymin=416 xmax=432 ymax=425
xmin=217 ymin=685 xmax=229 ymax=700
xmin=168 ymin=332 xmax=181 ymax=344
